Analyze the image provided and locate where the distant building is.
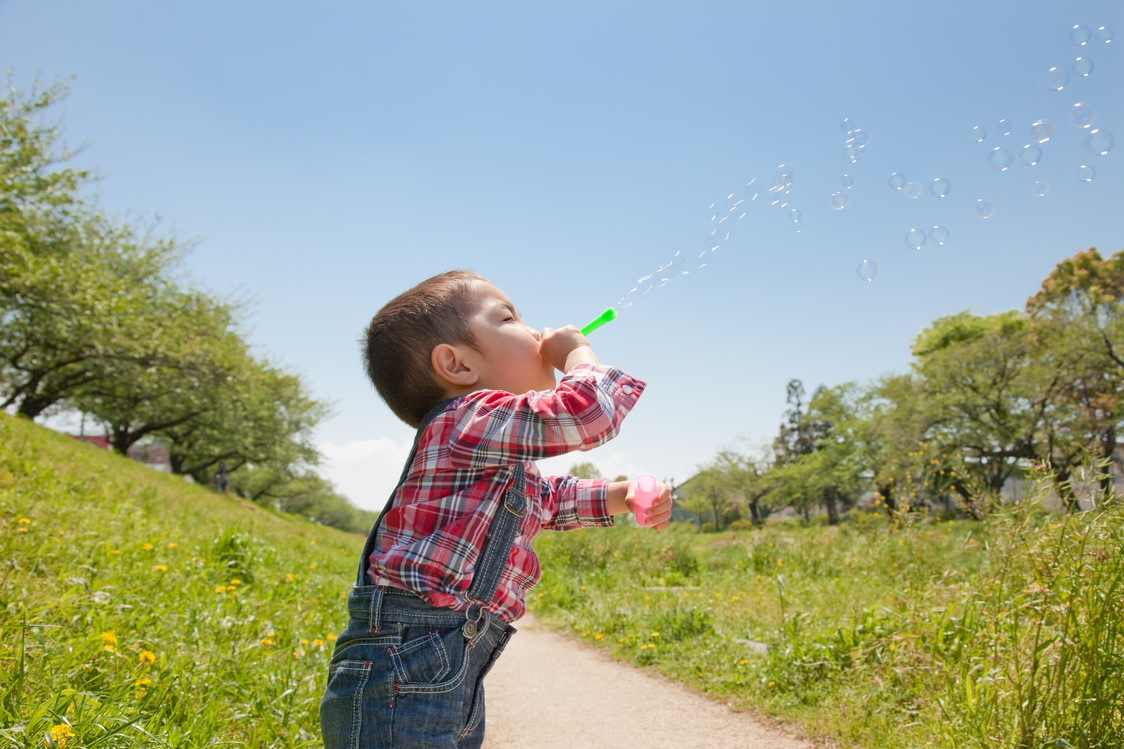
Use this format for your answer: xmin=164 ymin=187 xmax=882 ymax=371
xmin=70 ymin=434 xmax=111 ymax=450
xmin=126 ymin=442 xmax=172 ymax=473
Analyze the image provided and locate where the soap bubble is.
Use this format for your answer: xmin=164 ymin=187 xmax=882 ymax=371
xmin=1071 ymin=24 xmax=1092 ymax=46
xmin=830 ymin=192 xmax=850 ymax=210
xmin=930 ymin=226 xmax=949 ymax=245
xmin=1073 ymin=57 xmax=1094 ymax=77
xmin=706 ymin=201 xmax=720 ymax=220
xmin=1030 ymin=119 xmax=1055 ymax=143
xmin=973 ymin=199 xmax=995 ymax=219
xmin=1045 ymin=67 xmax=1069 ymax=91
xmin=1070 ymin=102 xmax=1096 ymax=129
xmin=1085 ymin=128 xmax=1115 ymax=156
xmin=618 ymin=287 xmax=641 ymax=309
xmin=856 ymin=260 xmax=878 ymax=282
xmin=841 ymin=118 xmax=856 ymax=133
xmin=930 ymin=177 xmax=951 ymax=198
xmin=1095 ymin=26 xmax=1114 ymax=44
xmin=903 ymin=181 xmax=922 ymax=199
xmin=1032 ymin=180 xmax=1050 ymax=197
xmin=905 ymin=228 xmax=927 ymax=250
xmin=846 ymin=129 xmax=870 ymax=148
xmin=888 ymin=172 xmax=906 ymax=190
xmin=988 ymin=147 xmax=1013 ymax=171
xmin=841 ymin=174 xmax=855 ymax=189
xmin=771 ymin=164 xmax=795 ymax=193
xmin=744 ymin=178 xmax=760 ymax=202
xmin=789 ymin=209 xmax=802 ymax=222
xmin=998 ymin=119 xmax=1013 ymax=135
xmin=791 ymin=220 xmax=803 ymax=234
xmin=1078 ymin=165 xmax=1096 ymax=182
xmin=1019 ymin=144 xmax=1043 ymax=166
xmin=971 ymin=125 xmax=987 ymax=142
xmin=843 ymin=144 xmax=866 ymax=163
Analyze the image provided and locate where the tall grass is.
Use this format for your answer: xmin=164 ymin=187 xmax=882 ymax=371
xmin=532 ymin=467 xmax=1124 ymax=748
xmin=0 ymin=414 xmax=363 ymax=748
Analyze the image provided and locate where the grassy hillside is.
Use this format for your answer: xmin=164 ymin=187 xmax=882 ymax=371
xmin=0 ymin=413 xmax=364 ymax=748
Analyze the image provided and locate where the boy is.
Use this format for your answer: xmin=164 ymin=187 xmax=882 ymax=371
xmin=320 ymin=270 xmax=672 ymax=749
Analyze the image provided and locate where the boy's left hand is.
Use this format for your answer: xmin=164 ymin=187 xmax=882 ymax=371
xmin=627 ymin=479 xmax=673 ymax=531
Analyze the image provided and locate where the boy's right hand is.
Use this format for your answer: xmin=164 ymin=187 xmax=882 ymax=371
xmin=540 ymin=325 xmax=600 ymax=372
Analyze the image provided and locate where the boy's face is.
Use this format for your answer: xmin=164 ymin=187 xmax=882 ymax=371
xmin=462 ymin=281 xmax=557 ymax=394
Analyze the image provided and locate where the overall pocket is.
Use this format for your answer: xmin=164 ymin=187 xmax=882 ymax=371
xmin=388 ymin=628 xmax=453 ymax=687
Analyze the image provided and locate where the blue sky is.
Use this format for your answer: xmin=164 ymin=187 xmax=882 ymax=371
xmin=4 ymin=1 xmax=1122 ymax=510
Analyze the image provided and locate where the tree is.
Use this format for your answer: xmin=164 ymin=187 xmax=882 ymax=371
xmin=769 ymin=384 xmax=869 ymax=524
xmin=567 ymin=462 xmax=602 ymax=479
xmin=1026 ymin=247 xmax=1124 ymax=503
xmin=912 ymin=311 xmax=1069 ymax=502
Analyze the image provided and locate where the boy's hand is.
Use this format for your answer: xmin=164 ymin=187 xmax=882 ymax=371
xmin=539 ymin=325 xmax=600 ymax=372
xmin=627 ymin=479 xmax=673 ymax=531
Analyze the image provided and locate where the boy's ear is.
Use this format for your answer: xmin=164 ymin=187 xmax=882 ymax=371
xmin=431 ymin=343 xmax=479 ymax=388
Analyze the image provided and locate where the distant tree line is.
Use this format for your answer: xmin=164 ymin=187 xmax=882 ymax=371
xmin=0 ymin=78 xmax=375 ymax=533
xmin=680 ymin=247 xmax=1124 ymax=530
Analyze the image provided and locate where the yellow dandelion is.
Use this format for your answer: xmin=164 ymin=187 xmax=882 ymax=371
xmin=167 ymin=542 xmax=178 ymax=548
xmin=768 ymin=680 xmax=776 ymax=687
xmin=138 ymin=650 xmax=156 ymax=666
xmin=618 ymin=637 xmax=626 ymax=643
xmin=228 ymin=579 xmax=241 ymax=586
xmin=312 ymin=638 xmax=324 ymax=648
xmin=48 ymin=723 xmax=75 ymax=748
xmin=268 ymin=631 xmax=276 ymax=637
xmin=327 ymin=633 xmax=337 ymax=641
xmin=301 ymin=638 xmax=310 ymax=646
xmin=142 ymin=543 xmax=153 ymax=551
xmin=285 ymin=573 xmax=295 ymax=583
xmin=580 ymin=586 xmax=587 ymax=591
xmin=16 ymin=527 xmax=28 ymax=533
xmin=18 ymin=517 xmax=30 ymax=524
xmin=310 ymin=539 xmax=316 ymax=544
xmin=739 ymin=659 xmax=749 ymax=665
xmin=650 ymin=631 xmax=660 ymax=638
xmin=135 ymin=677 xmax=151 ymax=687
xmin=776 ymin=559 xmax=783 ymax=566
xmin=308 ymin=562 xmax=317 ymax=569
xmin=215 ymin=586 xmax=228 ymax=593
xmin=594 ymin=633 xmax=604 ymax=640
xmin=109 ymin=549 xmax=120 ymax=555
xmin=101 ymin=632 xmax=118 ymax=646
xmin=259 ymin=638 xmax=275 ymax=647
xmin=155 ymin=565 xmax=167 ymax=572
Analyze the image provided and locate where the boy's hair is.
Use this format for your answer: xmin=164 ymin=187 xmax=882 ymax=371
xmin=362 ymin=270 xmax=486 ymax=427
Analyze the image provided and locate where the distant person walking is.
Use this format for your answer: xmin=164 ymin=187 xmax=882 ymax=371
xmin=212 ymin=461 xmax=229 ymax=493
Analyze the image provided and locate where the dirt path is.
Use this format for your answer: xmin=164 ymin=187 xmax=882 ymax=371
xmin=481 ymin=616 xmax=814 ymax=749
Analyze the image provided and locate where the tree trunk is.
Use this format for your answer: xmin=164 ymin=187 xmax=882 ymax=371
xmin=823 ymin=488 xmax=839 ymax=525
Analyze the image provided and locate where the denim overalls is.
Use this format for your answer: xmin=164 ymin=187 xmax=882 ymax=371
xmin=320 ymin=401 xmax=524 ymax=749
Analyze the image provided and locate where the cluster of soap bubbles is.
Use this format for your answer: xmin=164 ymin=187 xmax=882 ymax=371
xmin=617 ymin=177 xmax=762 ymax=309
xmin=621 ymin=20 xmax=1116 ymax=298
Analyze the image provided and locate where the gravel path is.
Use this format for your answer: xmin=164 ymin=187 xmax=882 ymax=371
xmin=481 ymin=616 xmax=814 ymax=749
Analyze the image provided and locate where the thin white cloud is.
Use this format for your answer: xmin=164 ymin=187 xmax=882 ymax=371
xmin=319 ymin=438 xmax=413 ymax=512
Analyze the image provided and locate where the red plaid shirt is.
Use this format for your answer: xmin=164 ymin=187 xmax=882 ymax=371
xmin=367 ymin=364 xmax=646 ymax=623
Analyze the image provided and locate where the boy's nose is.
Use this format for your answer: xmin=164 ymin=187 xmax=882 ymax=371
xmin=528 ymin=325 xmax=541 ymax=341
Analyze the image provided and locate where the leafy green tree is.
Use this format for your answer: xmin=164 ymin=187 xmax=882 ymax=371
xmin=1 ymin=212 xmax=180 ymax=417
xmin=1026 ymin=247 xmax=1124 ymax=503
xmin=567 ymin=461 xmax=602 ymax=479
xmin=912 ymin=311 xmax=1070 ymax=503
xmin=769 ymin=384 xmax=868 ymax=524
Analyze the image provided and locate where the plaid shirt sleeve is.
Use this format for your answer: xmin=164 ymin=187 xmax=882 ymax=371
xmin=447 ymin=364 xmax=645 ymax=469
xmin=539 ymin=475 xmax=613 ymax=530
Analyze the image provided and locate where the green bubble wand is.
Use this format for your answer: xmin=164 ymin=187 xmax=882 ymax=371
xmin=580 ymin=307 xmax=618 ymax=336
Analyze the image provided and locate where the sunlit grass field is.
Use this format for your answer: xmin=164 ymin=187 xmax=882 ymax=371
xmin=531 ymin=489 xmax=1124 ymax=748
xmin=1 ymin=414 xmax=363 ymax=748
xmin=4 ymin=411 xmax=1123 ymax=748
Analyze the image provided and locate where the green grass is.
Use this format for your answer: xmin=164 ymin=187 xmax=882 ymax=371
xmin=0 ymin=413 xmax=364 ymax=748
xmin=532 ymin=489 xmax=1124 ymax=748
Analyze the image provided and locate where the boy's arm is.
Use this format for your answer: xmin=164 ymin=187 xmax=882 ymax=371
xmin=542 ymin=475 xmax=673 ymax=531
xmin=447 ymin=364 xmax=645 ymax=468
